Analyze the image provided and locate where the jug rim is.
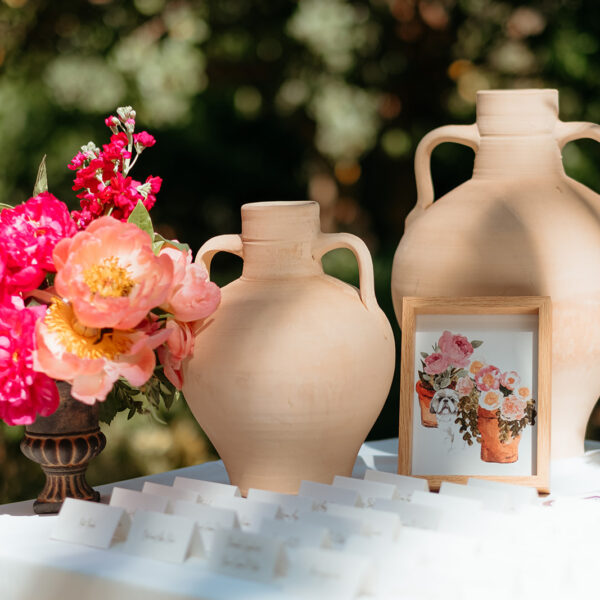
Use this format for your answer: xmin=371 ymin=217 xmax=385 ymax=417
xmin=242 ymin=201 xmax=316 ymax=210
xmin=477 ymin=88 xmax=557 ymax=97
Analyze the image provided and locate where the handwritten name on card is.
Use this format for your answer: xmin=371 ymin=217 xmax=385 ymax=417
xmin=260 ymin=518 xmax=330 ymax=550
xmin=371 ymin=498 xmax=444 ymax=531
xmin=51 ymin=498 xmax=127 ymax=549
xmin=109 ymin=487 xmax=169 ymax=517
xmin=123 ymin=510 xmax=195 ymax=563
xmin=172 ymin=477 xmax=241 ymax=505
xmin=247 ymin=488 xmax=313 ymax=522
xmin=208 ymin=529 xmax=285 ymax=583
xmin=282 ymin=547 xmax=371 ymax=598
xmin=332 ymin=475 xmax=397 ymax=507
xmin=219 ymin=497 xmax=279 ymax=532
xmin=363 ymin=469 xmax=429 ymax=500
xmin=298 ymin=480 xmax=360 ymax=512
xmin=170 ymin=500 xmax=239 ymax=550
xmin=298 ymin=512 xmax=363 ymax=549
xmin=141 ymin=481 xmax=198 ymax=504
xmin=325 ymin=504 xmax=401 ymax=541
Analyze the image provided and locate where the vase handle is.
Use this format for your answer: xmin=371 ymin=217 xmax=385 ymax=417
xmin=313 ymin=232 xmax=379 ymax=313
xmin=195 ymin=234 xmax=244 ymax=277
xmin=409 ymin=123 xmax=480 ymax=228
xmin=555 ymin=120 xmax=600 ymax=148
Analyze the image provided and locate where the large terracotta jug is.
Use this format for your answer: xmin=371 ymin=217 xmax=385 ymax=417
xmin=183 ymin=201 xmax=395 ymax=494
xmin=392 ymin=89 xmax=600 ymax=459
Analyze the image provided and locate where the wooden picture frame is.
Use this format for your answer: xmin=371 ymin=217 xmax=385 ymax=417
xmin=399 ymin=297 xmax=551 ymax=493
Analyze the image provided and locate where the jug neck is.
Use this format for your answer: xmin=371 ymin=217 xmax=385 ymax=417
xmin=239 ymin=201 xmax=323 ymax=280
xmin=472 ymin=89 xmax=565 ymax=179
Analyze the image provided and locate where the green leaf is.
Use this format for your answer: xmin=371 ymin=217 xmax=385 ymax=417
xmin=420 ymin=352 xmax=428 ymax=359
xmin=128 ymin=201 xmax=154 ymax=239
xmin=33 ymin=155 xmax=48 ymax=196
xmin=471 ymin=340 xmax=483 ymax=348
xmin=0 ymin=202 xmax=13 ymax=212
xmin=153 ymin=232 xmax=190 ymax=254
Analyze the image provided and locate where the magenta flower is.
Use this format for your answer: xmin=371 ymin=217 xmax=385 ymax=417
xmin=438 ymin=330 xmax=473 ymax=368
xmin=0 ymin=304 xmax=59 ymax=425
xmin=475 ymin=365 xmax=501 ymax=392
xmin=424 ymin=352 xmax=450 ymax=375
xmin=134 ymin=131 xmax=156 ymax=148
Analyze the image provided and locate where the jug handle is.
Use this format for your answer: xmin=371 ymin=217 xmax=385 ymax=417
xmin=195 ymin=234 xmax=243 ymax=277
xmin=555 ymin=120 xmax=600 ymax=148
xmin=409 ymin=123 xmax=480 ymax=227
xmin=313 ymin=232 xmax=379 ymax=313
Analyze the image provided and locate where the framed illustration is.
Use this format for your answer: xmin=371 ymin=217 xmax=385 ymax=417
xmin=399 ymin=297 xmax=551 ymax=492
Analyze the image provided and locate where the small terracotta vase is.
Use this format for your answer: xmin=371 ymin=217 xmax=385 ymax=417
xmin=20 ymin=381 xmax=106 ymax=514
xmin=392 ymin=89 xmax=600 ymax=458
xmin=477 ymin=407 xmax=520 ymax=463
xmin=415 ymin=381 xmax=437 ymax=427
xmin=183 ymin=201 xmax=395 ymax=495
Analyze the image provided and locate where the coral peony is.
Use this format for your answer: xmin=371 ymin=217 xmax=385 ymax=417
xmin=157 ymin=319 xmax=194 ymax=389
xmin=438 ymin=330 xmax=473 ymax=368
xmin=469 ymin=360 xmax=484 ymax=375
xmin=34 ymin=298 xmax=171 ymax=404
xmin=159 ymin=246 xmax=221 ymax=322
xmin=475 ymin=364 xmax=501 ymax=392
xmin=456 ymin=376 xmax=474 ymax=397
xmin=424 ymin=352 xmax=450 ymax=375
xmin=53 ymin=216 xmax=173 ymax=329
xmin=478 ymin=390 xmax=502 ymax=411
xmin=0 ymin=304 xmax=59 ymax=425
xmin=500 ymin=370 xmax=520 ymax=391
xmin=0 ymin=193 xmax=76 ymax=293
xmin=500 ymin=395 xmax=527 ymax=421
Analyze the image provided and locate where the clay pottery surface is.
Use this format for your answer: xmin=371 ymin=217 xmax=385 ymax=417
xmin=415 ymin=381 xmax=437 ymax=427
xmin=477 ymin=407 xmax=520 ymax=463
xmin=183 ymin=201 xmax=395 ymax=495
xmin=20 ymin=381 xmax=106 ymax=514
xmin=392 ymin=89 xmax=600 ymax=458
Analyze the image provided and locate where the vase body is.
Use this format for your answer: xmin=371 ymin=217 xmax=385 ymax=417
xmin=183 ymin=201 xmax=395 ymax=495
xmin=20 ymin=381 xmax=106 ymax=514
xmin=415 ymin=381 xmax=437 ymax=427
xmin=477 ymin=407 xmax=521 ymax=463
xmin=392 ymin=89 xmax=600 ymax=458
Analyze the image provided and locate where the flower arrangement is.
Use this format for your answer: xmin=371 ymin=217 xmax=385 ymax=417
xmin=0 ymin=107 xmax=220 ymax=427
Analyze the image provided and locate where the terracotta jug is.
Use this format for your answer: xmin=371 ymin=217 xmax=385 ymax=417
xmin=392 ymin=89 xmax=600 ymax=459
xmin=183 ymin=201 xmax=395 ymax=495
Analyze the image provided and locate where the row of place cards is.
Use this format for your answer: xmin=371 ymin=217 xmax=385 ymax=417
xmin=50 ymin=471 xmax=595 ymax=598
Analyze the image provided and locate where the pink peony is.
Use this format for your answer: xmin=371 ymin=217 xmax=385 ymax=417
xmin=500 ymin=371 xmax=520 ymax=390
xmin=157 ymin=319 xmax=194 ymax=389
xmin=438 ymin=330 xmax=473 ymax=368
xmin=456 ymin=376 xmax=474 ymax=397
xmin=500 ymin=395 xmax=527 ymax=422
xmin=424 ymin=352 xmax=450 ymax=375
xmin=478 ymin=390 xmax=502 ymax=411
xmin=0 ymin=193 xmax=76 ymax=293
xmin=0 ymin=304 xmax=59 ymax=425
xmin=53 ymin=216 xmax=173 ymax=329
xmin=475 ymin=364 xmax=501 ymax=392
xmin=34 ymin=298 xmax=171 ymax=404
xmin=159 ymin=246 xmax=220 ymax=322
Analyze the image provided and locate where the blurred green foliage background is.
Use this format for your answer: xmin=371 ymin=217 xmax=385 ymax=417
xmin=2 ymin=0 xmax=600 ymax=503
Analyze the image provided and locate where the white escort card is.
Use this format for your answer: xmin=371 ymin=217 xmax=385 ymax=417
xmin=467 ymin=477 xmax=539 ymax=508
xmin=282 ymin=547 xmax=372 ymax=599
xmin=372 ymin=498 xmax=444 ymax=530
xmin=172 ymin=477 xmax=241 ymax=505
xmin=440 ymin=480 xmax=509 ymax=512
xmin=109 ymin=486 xmax=169 ymax=517
xmin=170 ymin=500 xmax=240 ymax=551
xmin=123 ymin=510 xmax=197 ymax=563
xmin=363 ymin=469 xmax=429 ymax=500
xmin=410 ymin=489 xmax=484 ymax=512
xmin=208 ymin=528 xmax=286 ymax=583
xmin=219 ymin=497 xmax=279 ymax=532
xmin=247 ymin=488 xmax=313 ymax=522
xmin=51 ymin=498 xmax=129 ymax=549
xmin=297 ymin=511 xmax=364 ymax=549
xmin=325 ymin=503 xmax=401 ymax=541
xmin=332 ymin=475 xmax=397 ymax=507
xmin=142 ymin=481 xmax=199 ymax=504
xmin=259 ymin=518 xmax=330 ymax=549
xmin=298 ymin=480 xmax=360 ymax=511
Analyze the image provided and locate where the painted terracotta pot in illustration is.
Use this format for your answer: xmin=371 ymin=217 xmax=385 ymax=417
xmin=415 ymin=381 xmax=437 ymax=427
xmin=183 ymin=201 xmax=395 ymax=495
xmin=477 ymin=407 xmax=521 ymax=463
xmin=392 ymin=88 xmax=600 ymax=458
